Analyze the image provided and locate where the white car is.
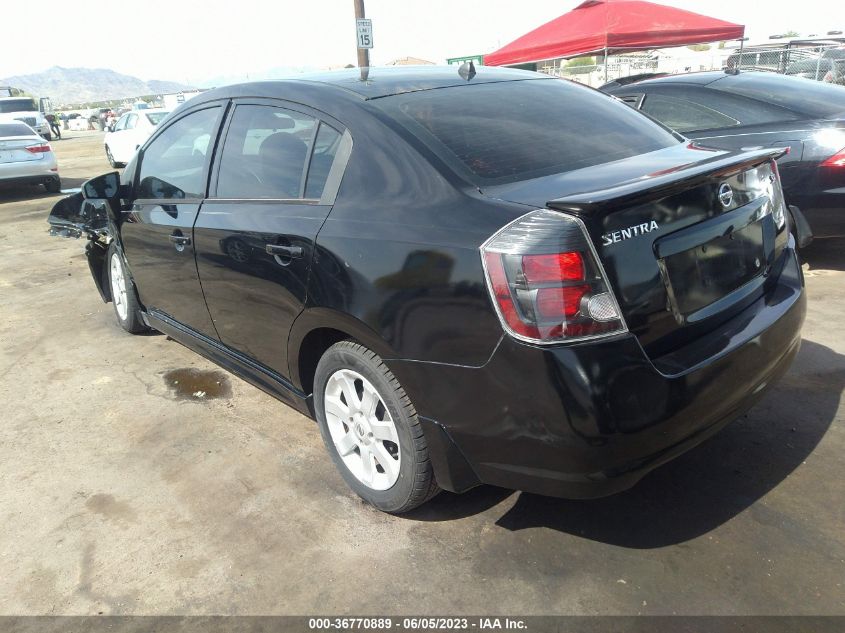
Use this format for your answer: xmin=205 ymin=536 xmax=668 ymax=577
xmin=103 ymin=108 xmax=170 ymax=167
xmin=0 ymin=121 xmax=60 ymax=192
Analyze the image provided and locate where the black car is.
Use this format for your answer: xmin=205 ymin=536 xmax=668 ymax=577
xmin=602 ymin=70 xmax=845 ymax=237
xmin=48 ymin=67 xmax=806 ymax=513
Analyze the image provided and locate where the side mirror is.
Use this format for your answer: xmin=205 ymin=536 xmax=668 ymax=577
xmin=47 ymin=192 xmax=108 ymax=238
xmin=83 ymin=171 xmax=121 ymax=200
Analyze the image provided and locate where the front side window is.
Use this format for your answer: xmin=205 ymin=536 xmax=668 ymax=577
xmin=137 ymin=106 xmax=220 ymax=200
xmin=125 ymin=114 xmax=138 ymax=130
xmin=113 ymin=114 xmax=129 ymax=132
xmin=216 ymin=104 xmax=316 ymax=199
xmin=641 ymin=93 xmax=739 ymax=132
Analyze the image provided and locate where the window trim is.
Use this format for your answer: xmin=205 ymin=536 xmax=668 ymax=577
xmin=132 ymin=101 xmax=229 ymax=205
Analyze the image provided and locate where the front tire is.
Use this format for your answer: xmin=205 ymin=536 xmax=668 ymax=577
xmin=314 ymin=341 xmax=440 ymax=513
xmin=105 ymin=145 xmax=121 ymax=168
xmin=106 ymin=243 xmax=146 ymax=333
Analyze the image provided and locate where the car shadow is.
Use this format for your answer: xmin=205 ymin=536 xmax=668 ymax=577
xmin=406 ymin=340 xmax=842 ymax=548
xmin=801 ymin=237 xmax=845 ymax=272
xmin=0 ymin=176 xmax=88 ymax=203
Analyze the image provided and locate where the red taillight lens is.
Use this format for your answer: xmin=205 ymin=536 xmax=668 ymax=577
xmin=522 ymin=252 xmax=584 ymax=283
xmin=484 ymin=252 xmax=540 ymax=339
xmin=481 ymin=210 xmax=625 ymax=344
xmin=821 ymin=148 xmax=845 ymax=168
xmin=25 ymin=143 xmax=51 ymax=154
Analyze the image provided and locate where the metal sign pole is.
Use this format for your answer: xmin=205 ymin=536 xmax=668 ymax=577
xmin=354 ymin=0 xmax=370 ymax=69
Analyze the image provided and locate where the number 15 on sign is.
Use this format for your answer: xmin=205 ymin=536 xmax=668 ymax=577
xmin=356 ymin=19 xmax=373 ymax=49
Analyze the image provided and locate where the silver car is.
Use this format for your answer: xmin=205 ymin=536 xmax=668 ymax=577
xmin=0 ymin=122 xmax=60 ymax=192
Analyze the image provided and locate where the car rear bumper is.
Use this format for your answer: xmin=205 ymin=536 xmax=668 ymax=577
xmin=390 ymin=245 xmax=806 ymax=498
xmin=0 ymin=158 xmax=59 ymax=186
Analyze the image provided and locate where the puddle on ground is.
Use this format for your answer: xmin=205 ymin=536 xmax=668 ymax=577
xmin=163 ymin=368 xmax=232 ymax=401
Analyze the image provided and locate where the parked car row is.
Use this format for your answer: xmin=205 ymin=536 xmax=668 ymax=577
xmin=48 ymin=66 xmax=807 ymax=513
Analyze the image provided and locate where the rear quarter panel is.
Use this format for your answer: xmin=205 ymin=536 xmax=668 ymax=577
xmin=293 ymin=105 xmax=522 ymax=376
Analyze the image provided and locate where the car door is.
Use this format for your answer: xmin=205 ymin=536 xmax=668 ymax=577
xmin=120 ymin=103 xmax=226 ymax=337
xmin=192 ymin=100 xmax=350 ymax=379
xmin=114 ymin=113 xmax=140 ymax=163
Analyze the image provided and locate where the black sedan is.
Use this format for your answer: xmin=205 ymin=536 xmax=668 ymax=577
xmin=49 ymin=67 xmax=805 ymax=513
xmin=602 ymin=70 xmax=845 ymax=237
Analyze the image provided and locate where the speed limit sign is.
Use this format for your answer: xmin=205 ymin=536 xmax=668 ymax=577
xmin=356 ymin=18 xmax=373 ymax=49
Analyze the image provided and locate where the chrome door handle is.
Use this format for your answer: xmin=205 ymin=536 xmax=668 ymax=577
xmin=265 ymin=244 xmax=303 ymax=259
xmin=169 ymin=234 xmax=191 ymax=246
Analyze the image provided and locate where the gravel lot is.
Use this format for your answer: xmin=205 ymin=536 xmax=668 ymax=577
xmin=0 ymin=131 xmax=842 ymax=615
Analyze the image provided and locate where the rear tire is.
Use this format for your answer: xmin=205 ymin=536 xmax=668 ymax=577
xmin=106 ymin=243 xmax=147 ymax=334
xmin=314 ymin=341 xmax=440 ymax=513
xmin=45 ymin=177 xmax=61 ymax=194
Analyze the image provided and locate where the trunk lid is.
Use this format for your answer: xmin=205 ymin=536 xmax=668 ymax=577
xmin=485 ymin=143 xmax=789 ymax=359
xmin=0 ymin=136 xmax=44 ymax=163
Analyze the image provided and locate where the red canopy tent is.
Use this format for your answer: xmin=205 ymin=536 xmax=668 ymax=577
xmin=485 ymin=0 xmax=744 ymax=67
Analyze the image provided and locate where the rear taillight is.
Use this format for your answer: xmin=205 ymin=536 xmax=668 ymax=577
xmin=742 ymin=160 xmax=786 ymax=231
xmin=481 ymin=210 xmax=626 ymax=344
xmin=821 ymin=148 xmax=845 ymax=168
xmin=25 ymin=143 xmax=51 ymax=154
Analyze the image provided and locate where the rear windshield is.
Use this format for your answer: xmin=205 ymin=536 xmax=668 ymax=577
xmin=0 ymin=98 xmax=38 ymax=114
xmin=145 ymin=112 xmax=169 ymax=125
xmin=713 ymin=73 xmax=845 ymax=118
xmin=0 ymin=122 xmax=33 ymax=136
xmin=377 ymin=78 xmax=679 ymax=185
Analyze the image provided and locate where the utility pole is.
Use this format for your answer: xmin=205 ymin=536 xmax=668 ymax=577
xmin=354 ymin=0 xmax=370 ymax=69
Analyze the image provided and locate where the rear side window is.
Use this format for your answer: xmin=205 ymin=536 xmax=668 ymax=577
xmin=713 ymin=73 xmax=845 ymax=118
xmin=641 ymin=93 xmax=739 ymax=132
xmin=305 ymin=123 xmax=342 ymax=199
xmin=216 ymin=104 xmax=315 ymax=199
xmin=146 ymin=112 xmax=169 ymax=125
xmin=378 ymin=79 xmax=679 ymax=184
xmin=137 ymin=106 xmax=220 ymax=199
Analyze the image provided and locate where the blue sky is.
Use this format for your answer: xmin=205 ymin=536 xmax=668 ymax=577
xmin=2 ymin=0 xmax=840 ymax=84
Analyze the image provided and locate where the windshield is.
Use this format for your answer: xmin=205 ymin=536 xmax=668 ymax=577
xmin=0 ymin=122 xmax=34 ymax=136
xmin=145 ymin=112 xmax=170 ymax=125
xmin=0 ymin=98 xmax=38 ymax=114
xmin=377 ymin=78 xmax=679 ymax=185
xmin=714 ymin=73 xmax=845 ymax=119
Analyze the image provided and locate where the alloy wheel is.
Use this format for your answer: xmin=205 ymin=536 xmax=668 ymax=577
xmin=110 ymin=253 xmax=128 ymax=321
xmin=323 ymin=368 xmax=401 ymax=490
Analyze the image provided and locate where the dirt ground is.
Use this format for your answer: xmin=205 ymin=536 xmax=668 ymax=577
xmin=0 ymin=131 xmax=842 ymax=615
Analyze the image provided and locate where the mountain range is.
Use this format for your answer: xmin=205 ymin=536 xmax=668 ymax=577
xmin=0 ymin=67 xmax=196 ymax=105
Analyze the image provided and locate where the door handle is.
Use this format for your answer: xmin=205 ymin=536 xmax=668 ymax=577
xmin=169 ymin=234 xmax=191 ymax=246
xmin=265 ymin=244 xmax=303 ymax=259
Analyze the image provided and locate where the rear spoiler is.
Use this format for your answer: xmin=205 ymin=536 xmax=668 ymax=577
xmin=547 ymin=146 xmax=787 ymax=215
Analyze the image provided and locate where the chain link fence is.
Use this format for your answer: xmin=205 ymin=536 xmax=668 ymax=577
xmin=535 ymin=40 xmax=845 ymax=88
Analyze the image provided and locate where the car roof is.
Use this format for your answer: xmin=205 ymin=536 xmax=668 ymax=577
xmin=612 ymin=71 xmax=730 ymax=88
xmin=199 ymin=65 xmax=549 ymax=102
